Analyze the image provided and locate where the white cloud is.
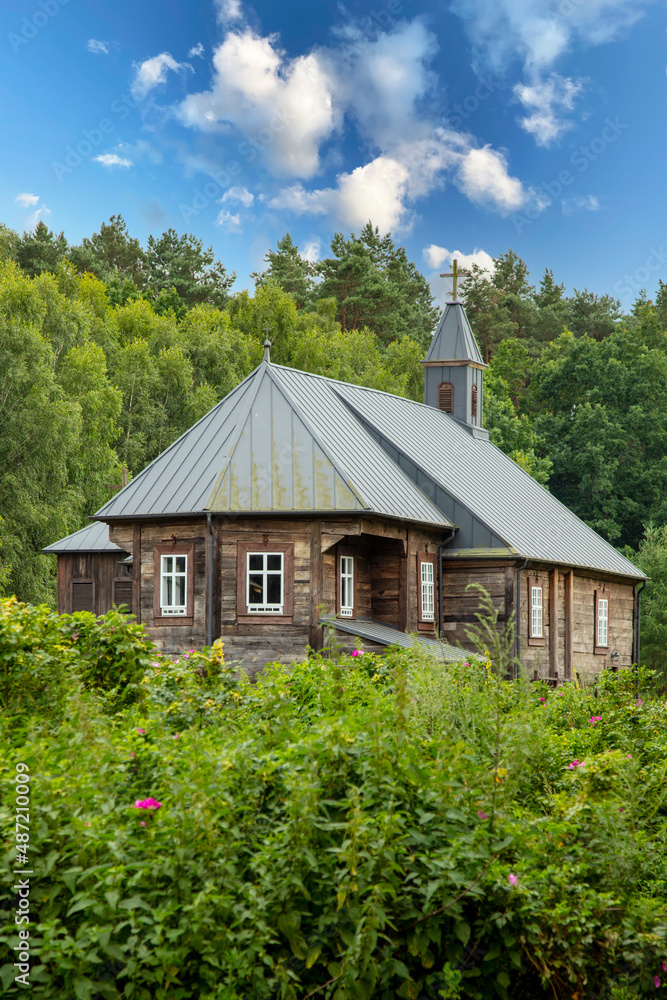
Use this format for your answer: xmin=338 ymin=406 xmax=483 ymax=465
xmin=178 ymin=29 xmax=338 ymax=178
xmin=87 ymin=39 xmax=109 ymax=55
xmin=215 ymin=0 xmax=243 ymax=24
xmin=423 ymin=244 xmax=494 ymax=276
xmin=270 ymin=131 xmax=527 ymax=231
xmin=301 ymin=238 xmax=321 ymax=263
xmin=215 ymin=209 xmax=242 ymax=231
xmin=131 ymin=52 xmax=188 ymax=101
xmin=26 ymin=206 xmax=51 ymax=229
xmin=220 ymin=185 xmax=254 ymax=208
xmin=515 ymin=74 xmax=583 ymax=146
xmin=188 ymin=42 xmax=205 ymax=58
xmin=453 ymin=0 xmax=657 ymax=75
xmin=14 ymin=192 xmax=39 ymax=207
xmin=562 ymin=194 xmax=601 ymax=214
xmin=94 ymin=153 xmax=133 ymax=168
xmin=456 ymin=146 xmax=527 ymax=214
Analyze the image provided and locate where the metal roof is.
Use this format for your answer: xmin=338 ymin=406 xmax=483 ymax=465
xmin=320 ymin=615 xmax=464 ymax=662
xmin=42 ymin=521 xmax=128 ymax=554
xmin=94 ymin=362 xmax=451 ymax=528
xmin=327 ymin=379 xmax=645 ymax=579
xmin=425 ymin=302 xmax=485 ymax=365
xmin=92 ymin=351 xmax=644 ymax=581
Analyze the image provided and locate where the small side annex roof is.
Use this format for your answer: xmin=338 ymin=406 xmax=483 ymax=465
xmin=43 ymin=521 xmax=128 ymax=555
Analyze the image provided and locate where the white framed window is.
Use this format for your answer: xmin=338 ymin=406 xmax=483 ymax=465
xmin=247 ymin=551 xmax=284 ymax=614
xmin=160 ymin=554 xmax=188 ymax=615
xmin=597 ymin=597 xmax=608 ymax=647
xmin=531 ymin=586 xmax=543 ymax=638
xmin=340 ymin=555 xmax=354 ymax=617
xmin=420 ymin=561 xmax=435 ymax=621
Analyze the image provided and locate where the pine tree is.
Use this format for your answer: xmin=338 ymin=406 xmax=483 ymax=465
xmin=15 ymin=221 xmax=69 ymax=277
xmin=252 ymin=233 xmax=315 ymax=310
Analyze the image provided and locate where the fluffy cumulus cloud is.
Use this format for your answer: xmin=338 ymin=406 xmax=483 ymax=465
xmin=178 ymin=28 xmax=337 ymax=178
xmin=455 ymin=146 xmax=527 ymax=214
xmin=515 ymin=74 xmax=583 ymax=146
xmin=423 ymin=245 xmax=494 ymax=276
xmin=131 ymin=53 xmax=189 ymax=101
xmin=87 ymin=39 xmax=109 ymax=55
xmin=220 ymin=185 xmax=254 ymax=208
xmin=188 ymin=42 xmax=205 ymax=58
xmin=216 ymin=209 xmax=242 ymax=231
xmin=14 ymin=192 xmax=39 ymax=207
xmin=94 ymin=153 xmax=133 ymax=168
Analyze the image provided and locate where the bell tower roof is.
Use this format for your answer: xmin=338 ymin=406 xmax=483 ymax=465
xmin=424 ymin=301 xmax=486 ymax=367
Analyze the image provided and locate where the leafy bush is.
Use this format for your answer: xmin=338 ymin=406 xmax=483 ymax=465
xmin=0 ymin=600 xmax=666 ymax=999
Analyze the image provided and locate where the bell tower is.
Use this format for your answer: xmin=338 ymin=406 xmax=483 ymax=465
xmin=422 ymin=259 xmax=488 ymax=437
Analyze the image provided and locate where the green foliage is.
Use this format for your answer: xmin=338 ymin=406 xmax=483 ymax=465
xmin=629 ymin=525 xmax=667 ymax=678
xmin=14 ymin=221 xmax=69 ymax=278
xmin=146 ymin=228 xmax=235 ymax=309
xmin=252 ymin=232 xmax=316 ymax=310
xmin=1 ymin=599 xmax=666 ymax=999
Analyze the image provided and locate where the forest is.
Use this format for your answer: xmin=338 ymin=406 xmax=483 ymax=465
xmin=0 ymin=215 xmax=666 ymax=672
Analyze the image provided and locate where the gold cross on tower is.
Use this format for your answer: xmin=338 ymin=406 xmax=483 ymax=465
xmin=440 ymin=258 xmax=470 ymax=302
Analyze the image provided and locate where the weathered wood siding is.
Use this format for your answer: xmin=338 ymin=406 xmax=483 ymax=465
xmin=219 ymin=517 xmax=311 ymax=677
xmin=517 ymin=567 xmax=635 ymax=680
xmin=441 ymin=561 xmax=514 ymax=650
xmin=56 ymin=552 xmax=130 ymax=617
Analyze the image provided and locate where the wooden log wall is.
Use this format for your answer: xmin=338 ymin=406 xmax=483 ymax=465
xmin=56 ymin=551 xmax=129 ymax=617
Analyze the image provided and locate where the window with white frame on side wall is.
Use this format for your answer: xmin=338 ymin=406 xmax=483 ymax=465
xmin=417 ymin=552 xmax=437 ymax=626
xmin=527 ymin=576 xmax=545 ymax=646
xmin=595 ymin=589 xmax=609 ymax=654
xmin=339 ymin=555 xmax=354 ymax=617
xmin=153 ymin=542 xmax=195 ymax=625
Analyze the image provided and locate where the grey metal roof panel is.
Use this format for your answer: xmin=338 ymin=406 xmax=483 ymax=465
xmin=94 ymin=363 xmax=451 ymax=528
xmin=425 ymin=302 xmax=485 ymax=365
xmin=320 ymin=615 xmax=465 ymax=662
xmin=43 ymin=521 xmax=127 ymax=554
xmin=270 ymin=366 xmax=452 ymax=526
xmin=329 ymin=380 xmax=645 ymax=580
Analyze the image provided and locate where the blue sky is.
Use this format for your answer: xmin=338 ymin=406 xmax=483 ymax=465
xmin=2 ymin=0 xmax=665 ymax=308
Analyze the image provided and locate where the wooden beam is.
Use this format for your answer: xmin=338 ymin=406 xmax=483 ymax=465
xmin=309 ymin=521 xmax=323 ymax=652
xmin=132 ymin=524 xmax=141 ymax=625
xmin=564 ymin=569 xmax=573 ymax=680
xmin=549 ymin=568 xmax=558 ymax=679
xmin=321 ymin=534 xmax=345 ymax=552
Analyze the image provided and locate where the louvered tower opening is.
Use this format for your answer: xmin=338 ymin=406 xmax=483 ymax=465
xmin=438 ymin=381 xmax=454 ymax=413
xmin=471 ymin=384 xmax=478 ymax=419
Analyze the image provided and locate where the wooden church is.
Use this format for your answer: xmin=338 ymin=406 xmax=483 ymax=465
xmin=45 ymin=276 xmax=645 ymax=680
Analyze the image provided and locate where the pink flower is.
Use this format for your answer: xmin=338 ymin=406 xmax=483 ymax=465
xmin=140 ymin=821 xmax=146 ymax=827
xmin=130 ymin=752 xmax=135 ymax=758
xmin=662 ymin=963 xmax=666 ymax=972
xmin=636 ymin=698 xmax=644 ymax=706
xmin=137 ymin=728 xmax=146 ymax=735
xmin=151 ymin=661 xmax=159 ymax=667
xmin=134 ymin=797 xmax=162 ymax=810
xmin=618 ymin=807 xmax=625 ymax=813
xmin=568 ymin=759 xmax=584 ymax=770
xmin=351 ymin=649 xmax=364 ymax=657
xmin=508 ymin=874 xmax=518 ymax=886
xmin=557 ymin=691 xmax=564 ymax=697
xmin=184 ymin=653 xmax=189 ymax=659
xmin=72 ymin=633 xmax=79 ymax=640
xmin=477 ymin=811 xmax=488 ymax=820
xmin=590 ymin=715 xmax=603 ymax=726
xmin=174 ymin=734 xmax=180 ymax=739
xmin=84 ymin=822 xmax=90 ymax=827
xmin=654 ymin=976 xmax=660 ymax=989
xmin=539 ymin=697 xmax=545 ymax=703
xmin=188 ymin=649 xmax=195 ymax=653
xmin=626 ymin=754 xmax=632 ymax=759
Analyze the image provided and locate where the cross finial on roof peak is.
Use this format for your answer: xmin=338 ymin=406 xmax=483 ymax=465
xmin=263 ymin=323 xmax=272 ymax=364
xmin=440 ymin=258 xmax=470 ymax=301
